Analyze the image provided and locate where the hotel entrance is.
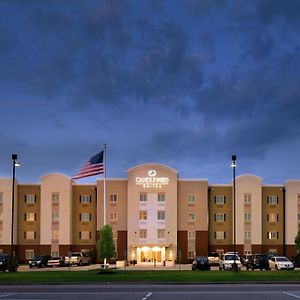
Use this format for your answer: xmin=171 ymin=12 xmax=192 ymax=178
xmin=135 ymin=246 xmax=166 ymax=265
xmin=141 ymin=249 xmax=162 ymax=263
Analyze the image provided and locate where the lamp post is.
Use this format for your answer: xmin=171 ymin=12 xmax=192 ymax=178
xmin=231 ymin=155 xmax=237 ymax=271
xmin=10 ymin=154 xmax=20 ymax=272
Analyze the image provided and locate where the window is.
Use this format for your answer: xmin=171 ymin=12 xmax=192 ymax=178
xmin=24 ymin=213 xmax=36 ymax=221
xmin=139 ymin=211 xmax=147 ymax=220
xmin=52 ymin=230 xmax=59 ymax=240
xmin=244 ymin=231 xmax=251 ymax=240
xmin=25 ymin=194 xmax=36 ymax=204
xmin=0 ymin=192 xmax=3 ymax=205
xmin=187 ymin=195 xmax=196 ymax=204
xmin=267 ymin=213 xmax=278 ymax=223
xmin=215 ymin=231 xmax=225 ymax=240
xmin=80 ymin=195 xmax=91 ymax=204
xmin=157 ymin=229 xmax=165 ymax=239
xmin=158 ymin=193 xmax=165 ymax=202
xmin=110 ymin=194 xmax=118 ymax=202
xmin=80 ymin=231 xmax=91 ymax=240
xmin=52 ymin=193 xmax=59 ymax=203
xmin=188 ymin=251 xmax=195 ymax=259
xmin=267 ymin=195 xmax=278 ymax=205
xmin=139 ymin=229 xmax=147 ymax=239
xmin=298 ymin=213 xmax=300 ymax=222
xmin=267 ymin=231 xmax=279 ymax=240
xmin=51 ymin=251 xmax=59 ymax=257
xmin=215 ymin=195 xmax=225 ymax=204
xmin=140 ymin=193 xmax=147 ymax=202
xmin=188 ymin=230 xmax=196 ymax=240
xmin=298 ymin=195 xmax=300 ymax=206
xmin=24 ymin=231 xmax=36 ymax=240
xmin=215 ymin=213 xmax=226 ymax=222
xmin=80 ymin=213 xmax=91 ymax=221
xmin=157 ymin=211 xmax=165 ymax=220
xmin=188 ymin=212 xmax=196 ymax=221
xmin=244 ymin=194 xmax=251 ymax=204
xmin=25 ymin=249 xmax=34 ymax=260
xmin=244 ymin=212 xmax=251 ymax=222
xmin=52 ymin=212 xmax=59 ymax=221
xmin=109 ymin=212 xmax=118 ymax=221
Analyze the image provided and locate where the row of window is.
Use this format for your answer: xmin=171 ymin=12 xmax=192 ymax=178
xmin=212 ymin=231 xmax=280 ymax=240
xmin=23 ymin=231 xmax=94 ymax=240
xmin=22 ymin=212 xmax=93 ymax=222
xmin=214 ymin=195 xmax=281 ymax=205
xmin=137 ymin=229 xmax=168 ymax=239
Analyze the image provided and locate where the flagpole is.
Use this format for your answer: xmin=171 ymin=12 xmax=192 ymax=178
xmin=103 ymin=142 xmax=107 ymax=225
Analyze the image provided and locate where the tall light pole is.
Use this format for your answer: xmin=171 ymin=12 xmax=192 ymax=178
xmin=10 ymin=154 xmax=20 ymax=272
xmin=231 ymin=155 xmax=237 ymax=271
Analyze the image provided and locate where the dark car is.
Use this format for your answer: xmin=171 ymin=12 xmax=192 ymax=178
xmin=192 ymin=256 xmax=210 ymax=270
xmin=292 ymin=254 xmax=300 ymax=268
xmin=246 ymin=254 xmax=270 ymax=270
xmin=28 ymin=255 xmax=51 ymax=268
xmin=0 ymin=254 xmax=18 ymax=272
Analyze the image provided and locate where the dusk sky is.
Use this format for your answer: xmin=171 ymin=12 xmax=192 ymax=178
xmin=1 ymin=0 xmax=300 ymax=184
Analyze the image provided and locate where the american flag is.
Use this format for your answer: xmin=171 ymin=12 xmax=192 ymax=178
xmin=73 ymin=150 xmax=104 ymax=179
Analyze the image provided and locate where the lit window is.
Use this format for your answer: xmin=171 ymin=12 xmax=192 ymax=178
xmin=52 ymin=193 xmax=59 ymax=203
xmin=139 ymin=211 xmax=147 ymax=220
xmin=110 ymin=194 xmax=118 ymax=202
xmin=24 ymin=213 xmax=35 ymax=221
xmin=215 ymin=195 xmax=225 ymax=204
xmin=52 ymin=230 xmax=59 ymax=240
xmin=25 ymin=249 xmax=34 ymax=259
xmin=140 ymin=193 xmax=147 ymax=202
xmin=188 ymin=251 xmax=195 ymax=259
xmin=215 ymin=213 xmax=225 ymax=222
xmin=215 ymin=231 xmax=225 ymax=240
xmin=268 ymin=232 xmax=279 ymax=240
xmin=244 ymin=194 xmax=251 ymax=204
xmin=244 ymin=213 xmax=251 ymax=222
xmin=109 ymin=212 xmax=118 ymax=221
xmin=158 ymin=193 xmax=165 ymax=202
xmin=80 ymin=231 xmax=91 ymax=240
xmin=244 ymin=231 xmax=251 ymax=240
xmin=25 ymin=194 xmax=36 ymax=204
xmin=187 ymin=195 xmax=196 ymax=203
xmin=157 ymin=229 xmax=165 ymax=239
xmin=188 ymin=230 xmax=196 ymax=239
xmin=80 ymin=213 xmax=91 ymax=221
xmin=267 ymin=213 xmax=278 ymax=223
xmin=51 ymin=251 xmax=59 ymax=257
xmin=188 ymin=212 xmax=196 ymax=221
xmin=267 ymin=195 xmax=278 ymax=205
xmin=139 ymin=229 xmax=147 ymax=239
xmin=80 ymin=195 xmax=91 ymax=203
xmin=157 ymin=211 xmax=165 ymax=220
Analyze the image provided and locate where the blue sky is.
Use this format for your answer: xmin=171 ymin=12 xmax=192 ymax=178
xmin=1 ymin=0 xmax=300 ymax=184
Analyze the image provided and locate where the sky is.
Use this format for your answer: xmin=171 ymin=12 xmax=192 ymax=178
xmin=0 ymin=0 xmax=300 ymax=185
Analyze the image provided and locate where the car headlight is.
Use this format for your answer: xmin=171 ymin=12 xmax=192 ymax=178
xmin=0 ymin=262 xmax=3 ymax=265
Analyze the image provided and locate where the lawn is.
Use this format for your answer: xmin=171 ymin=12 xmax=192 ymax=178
xmin=1 ymin=270 xmax=300 ymax=284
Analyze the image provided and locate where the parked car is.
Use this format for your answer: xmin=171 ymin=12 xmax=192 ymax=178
xmin=269 ymin=256 xmax=294 ymax=270
xmin=292 ymin=254 xmax=300 ymax=268
xmin=65 ymin=252 xmax=91 ymax=266
xmin=246 ymin=254 xmax=269 ymax=270
xmin=28 ymin=255 xmax=51 ymax=268
xmin=219 ymin=253 xmax=242 ymax=270
xmin=0 ymin=254 xmax=18 ymax=272
xmin=192 ymin=256 xmax=211 ymax=270
xmin=207 ymin=252 xmax=220 ymax=266
xmin=47 ymin=256 xmax=65 ymax=267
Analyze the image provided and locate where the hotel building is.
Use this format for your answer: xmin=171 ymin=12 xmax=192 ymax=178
xmin=0 ymin=163 xmax=300 ymax=264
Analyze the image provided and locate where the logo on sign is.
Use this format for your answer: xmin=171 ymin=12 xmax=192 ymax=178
xmin=135 ymin=170 xmax=169 ymax=188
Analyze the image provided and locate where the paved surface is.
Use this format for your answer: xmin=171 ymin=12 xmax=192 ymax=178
xmin=1 ymin=284 xmax=300 ymax=300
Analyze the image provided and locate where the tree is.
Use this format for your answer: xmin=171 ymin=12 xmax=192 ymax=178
xmin=98 ymin=224 xmax=115 ymax=263
xmin=295 ymin=228 xmax=300 ymax=253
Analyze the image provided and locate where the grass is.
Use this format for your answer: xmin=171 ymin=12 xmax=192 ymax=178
xmin=1 ymin=269 xmax=300 ymax=284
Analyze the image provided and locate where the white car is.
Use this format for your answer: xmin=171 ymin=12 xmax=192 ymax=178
xmin=219 ymin=253 xmax=242 ymax=270
xmin=269 ymin=256 xmax=294 ymax=270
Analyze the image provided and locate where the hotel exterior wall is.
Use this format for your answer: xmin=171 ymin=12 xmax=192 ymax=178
xmin=209 ymin=186 xmax=232 ymax=248
xmin=17 ymin=185 xmax=40 ymax=245
xmin=127 ymin=163 xmax=178 ymax=261
xmin=235 ymin=175 xmax=262 ymax=247
xmin=40 ymin=174 xmax=72 ymax=246
xmin=72 ymin=185 xmax=97 ymax=247
xmin=262 ymin=186 xmax=283 ymax=247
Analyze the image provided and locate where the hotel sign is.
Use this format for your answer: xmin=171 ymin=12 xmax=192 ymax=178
xmin=135 ymin=170 xmax=169 ymax=188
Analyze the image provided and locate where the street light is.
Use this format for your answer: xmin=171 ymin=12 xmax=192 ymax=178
xmin=231 ymin=155 xmax=237 ymax=271
xmin=10 ymin=154 xmax=20 ymax=272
